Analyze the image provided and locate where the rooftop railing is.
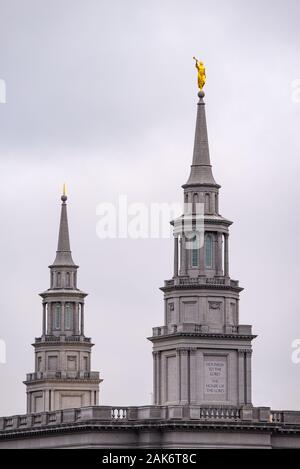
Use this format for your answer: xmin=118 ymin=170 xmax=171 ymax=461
xmin=164 ymin=277 xmax=239 ymax=288
xmin=1 ymin=405 xmax=296 ymax=433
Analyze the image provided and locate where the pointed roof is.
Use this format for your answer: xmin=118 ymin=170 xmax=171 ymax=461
xmin=51 ymin=191 xmax=76 ymax=267
xmin=183 ymin=90 xmax=220 ymax=188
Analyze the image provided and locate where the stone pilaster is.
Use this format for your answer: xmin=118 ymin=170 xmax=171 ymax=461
xmin=173 ymin=236 xmax=178 ymax=277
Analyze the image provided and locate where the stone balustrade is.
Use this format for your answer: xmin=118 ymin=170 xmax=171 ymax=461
xmin=25 ymin=371 xmax=100 ymax=382
xmin=2 ymin=405 xmax=299 ymax=433
xmin=35 ymin=336 xmax=91 ymax=344
xmin=152 ymin=323 xmax=252 ymax=337
xmin=164 ymin=278 xmax=240 ymax=288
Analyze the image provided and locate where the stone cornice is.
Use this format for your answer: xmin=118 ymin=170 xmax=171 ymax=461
xmin=23 ymin=378 xmax=102 ymax=385
xmin=39 ymin=289 xmax=87 ymax=299
xmin=1 ymin=419 xmax=300 ymax=441
xmin=161 ymin=285 xmax=243 ymax=293
xmin=148 ymin=332 xmax=257 ymax=342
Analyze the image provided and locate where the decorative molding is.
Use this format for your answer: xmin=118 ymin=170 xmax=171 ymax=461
xmin=238 ymin=349 xmax=252 ymax=355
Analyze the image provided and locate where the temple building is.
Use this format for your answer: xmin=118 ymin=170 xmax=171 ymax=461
xmin=1 ymin=78 xmax=300 ymax=448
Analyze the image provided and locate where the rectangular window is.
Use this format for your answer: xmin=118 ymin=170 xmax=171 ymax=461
xmin=205 ymin=234 xmax=213 ymax=268
xmin=64 ymin=303 xmax=72 ymax=330
xmin=191 ymin=234 xmax=199 ymax=267
xmin=83 ymin=356 xmax=88 ymax=371
xmin=53 ymin=304 xmax=61 ymax=330
xmin=66 ymin=272 xmax=70 ymax=287
xmin=48 ymin=356 xmax=58 ymax=371
xmin=192 ymin=248 xmax=198 ymax=267
xmin=37 ymin=357 xmax=42 ymax=372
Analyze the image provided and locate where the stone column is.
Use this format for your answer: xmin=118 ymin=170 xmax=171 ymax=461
xmin=173 ymin=236 xmax=178 ymax=277
xmin=176 ymin=349 xmax=181 ymax=403
xmin=51 ymin=389 xmax=55 ymax=411
xmin=45 ymin=390 xmax=49 ymax=412
xmin=61 ymin=302 xmax=65 ymax=332
xmin=156 ymin=352 xmax=161 ymax=405
xmin=215 ymin=193 xmax=219 ymax=214
xmin=245 ymin=350 xmax=252 ymax=404
xmin=179 ymin=235 xmax=187 ymax=275
xmin=181 ymin=236 xmax=187 ymax=275
xmin=42 ymin=303 xmax=46 ymax=336
xmin=199 ymin=232 xmax=205 ymax=275
xmin=180 ymin=349 xmax=189 ymax=404
xmin=26 ymin=392 xmax=31 ymax=414
xmin=47 ymin=303 xmax=52 ymax=334
xmin=74 ymin=302 xmax=79 ymax=335
xmin=152 ymin=351 xmax=158 ymax=405
xmin=189 ymin=348 xmax=197 ymax=404
xmin=216 ymin=232 xmax=223 ymax=275
xmin=224 ymin=233 xmax=229 ymax=277
xmin=80 ymin=303 xmax=85 ymax=336
xmin=238 ymin=350 xmax=245 ymax=405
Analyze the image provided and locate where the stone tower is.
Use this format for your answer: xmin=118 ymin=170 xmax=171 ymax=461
xmin=24 ymin=191 xmax=101 ymax=413
xmin=149 ymin=90 xmax=255 ymax=408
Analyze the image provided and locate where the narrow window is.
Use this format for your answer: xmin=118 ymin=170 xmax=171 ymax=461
xmin=64 ymin=303 xmax=72 ymax=330
xmin=54 ymin=303 xmax=61 ymax=330
xmin=191 ymin=234 xmax=199 ymax=267
xmin=205 ymin=193 xmax=210 ymax=213
xmin=205 ymin=234 xmax=213 ymax=268
xmin=83 ymin=356 xmax=88 ymax=371
xmin=57 ymin=272 xmax=61 ymax=288
xmin=37 ymin=357 xmax=42 ymax=372
xmin=66 ymin=272 xmax=70 ymax=288
xmin=193 ymin=193 xmax=198 ymax=213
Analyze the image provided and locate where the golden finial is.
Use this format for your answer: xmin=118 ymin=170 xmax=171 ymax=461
xmin=61 ymin=183 xmax=67 ymax=202
xmin=193 ymin=57 xmax=206 ymax=90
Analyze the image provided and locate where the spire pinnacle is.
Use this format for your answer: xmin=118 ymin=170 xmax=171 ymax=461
xmin=183 ymin=70 xmax=219 ymax=188
xmin=51 ymin=188 xmax=76 ymax=267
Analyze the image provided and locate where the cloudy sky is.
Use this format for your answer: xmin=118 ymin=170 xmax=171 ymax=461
xmin=0 ymin=0 xmax=300 ymax=416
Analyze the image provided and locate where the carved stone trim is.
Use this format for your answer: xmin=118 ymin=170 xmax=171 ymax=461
xmin=209 ymin=301 xmax=221 ymax=310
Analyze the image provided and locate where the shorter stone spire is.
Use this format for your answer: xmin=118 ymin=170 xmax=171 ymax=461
xmin=183 ymin=91 xmax=219 ymax=188
xmin=51 ymin=187 xmax=76 ymax=267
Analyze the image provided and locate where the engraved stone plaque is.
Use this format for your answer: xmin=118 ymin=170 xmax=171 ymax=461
xmin=204 ymin=356 xmax=227 ymax=400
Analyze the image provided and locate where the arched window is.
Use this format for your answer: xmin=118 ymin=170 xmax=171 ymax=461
xmin=193 ymin=193 xmax=199 ymax=214
xmin=191 ymin=234 xmax=199 ymax=267
xmin=54 ymin=303 xmax=61 ymax=330
xmin=64 ymin=303 xmax=72 ymax=330
xmin=66 ymin=272 xmax=70 ymax=288
xmin=205 ymin=234 xmax=213 ymax=268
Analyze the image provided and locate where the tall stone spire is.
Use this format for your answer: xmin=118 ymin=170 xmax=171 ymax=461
xmin=51 ymin=188 xmax=76 ymax=267
xmin=184 ymin=91 xmax=219 ymax=188
xmin=149 ymin=69 xmax=255 ymax=409
xmin=24 ymin=190 xmax=102 ymax=413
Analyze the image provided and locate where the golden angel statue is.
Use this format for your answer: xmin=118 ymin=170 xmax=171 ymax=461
xmin=193 ymin=57 xmax=206 ymax=90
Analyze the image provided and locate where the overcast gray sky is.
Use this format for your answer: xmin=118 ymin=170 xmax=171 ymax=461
xmin=0 ymin=0 xmax=300 ymax=416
